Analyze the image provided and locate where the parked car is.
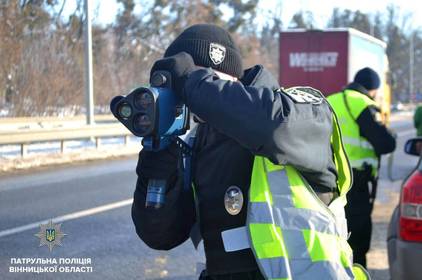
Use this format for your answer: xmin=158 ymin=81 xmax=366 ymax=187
xmin=387 ymin=137 xmax=422 ymax=280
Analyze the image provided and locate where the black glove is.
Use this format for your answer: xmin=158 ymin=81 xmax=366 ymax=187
xmin=150 ymin=52 xmax=198 ymax=99
xmin=136 ymin=142 xmax=181 ymax=180
xmin=240 ymin=64 xmax=280 ymax=90
xmin=240 ymin=65 xmax=263 ymax=86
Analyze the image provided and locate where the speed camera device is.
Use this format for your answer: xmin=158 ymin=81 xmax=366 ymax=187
xmin=110 ymin=71 xmax=190 ymax=209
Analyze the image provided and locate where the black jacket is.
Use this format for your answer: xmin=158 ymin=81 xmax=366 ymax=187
xmin=132 ymin=65 xmax=338 ymax=275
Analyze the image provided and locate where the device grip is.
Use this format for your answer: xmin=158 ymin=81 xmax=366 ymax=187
xmin=145 ymin=179 xmax=167 ymax=209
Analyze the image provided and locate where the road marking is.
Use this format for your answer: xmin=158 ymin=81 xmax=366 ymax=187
xmin=0 ymin=198 xmax=133 ymax=238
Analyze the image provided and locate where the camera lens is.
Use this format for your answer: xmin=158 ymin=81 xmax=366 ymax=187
xmin=133 ymin=114 xmax=152 ymax=135
xmin=110 ymin=95 xmax=124 ymax=116
xmin=135 ymin=90 xmax=154 ymax=110
xmin=118 ymin=103 xmax=132 ymax=119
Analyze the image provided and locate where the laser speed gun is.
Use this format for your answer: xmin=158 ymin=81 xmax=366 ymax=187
xmin=110 ymin=71 xmax=190 ymax=209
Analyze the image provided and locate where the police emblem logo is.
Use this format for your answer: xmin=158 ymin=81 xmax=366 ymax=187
xmin=209 ymin=43 xmax=226 ymax=65
xmin=283 ymin=86 xmax=324 ymax=104
xmin=35 ymin=220 xmax=66 ymax=252
xmin=46 ymin=229 xmax=55 ymax=242
xmin=224 ymin=186 xmax=243 ymax=215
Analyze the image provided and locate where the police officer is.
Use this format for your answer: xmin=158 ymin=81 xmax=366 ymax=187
xmin=132 ymin=24 xmax=366 ymax=279
xmin=327 ymin=67 xmax=396 ymax=268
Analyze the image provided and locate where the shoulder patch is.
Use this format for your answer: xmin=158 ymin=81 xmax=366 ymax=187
xmin=282 ymin=86 xmax=324 ymax=104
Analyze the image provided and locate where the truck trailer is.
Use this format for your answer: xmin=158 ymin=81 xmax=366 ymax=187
xmin=279 ymin=28 xmax=391 ymax=123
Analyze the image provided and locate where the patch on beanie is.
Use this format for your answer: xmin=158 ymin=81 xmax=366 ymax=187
xmin=209 ymin=43 xmax=226 ymax=65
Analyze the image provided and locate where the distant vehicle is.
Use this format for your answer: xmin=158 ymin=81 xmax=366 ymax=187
xmin=279 ymin=28 xmax=391 ymax=124
xmin=390 ymin=102 xmax=404 ymax=112
xmin=387 ymin=137 xmax=422 ymax=280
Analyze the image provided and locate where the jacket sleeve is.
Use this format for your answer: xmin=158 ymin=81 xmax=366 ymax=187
xmin=131 ymin=159 xmax=195 ymax=250
xmin=182 ymin=68 xmax=333 ymax=174
xmin=356 ymin=106 xmax=396 ymax=155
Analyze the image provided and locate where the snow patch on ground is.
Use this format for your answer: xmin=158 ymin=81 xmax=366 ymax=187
xmin=0 ymin=136 xmax=140 ymax=158
xmin=0 ymin=136 xmax=141 ymax=173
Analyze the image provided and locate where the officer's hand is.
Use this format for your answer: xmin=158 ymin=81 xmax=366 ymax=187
xmin=150 ymin=52 xmax=198 ymax=98
xmin=136 ymin=142 xmax=180 ymax=180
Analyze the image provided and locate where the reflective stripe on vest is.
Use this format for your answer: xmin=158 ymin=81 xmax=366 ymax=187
xmin=327 ymin=90 xmax=378 ymax=173
xmin=349 ymin=158 xmax=379 ymax=169
xmin=341 ymin=136 xmax=378 ymax=169
xmin=342 ymin=136 xmax=374 ymax=150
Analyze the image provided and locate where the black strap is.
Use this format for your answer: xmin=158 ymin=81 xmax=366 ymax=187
xmin=173 ymin=136 xmax=193 ymax=157
xmin=176 ymin=124 xmax=203 ymax=249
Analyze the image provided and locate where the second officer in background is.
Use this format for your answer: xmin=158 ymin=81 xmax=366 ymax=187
xmin=328 ymin=67 xmax=396 ymax=268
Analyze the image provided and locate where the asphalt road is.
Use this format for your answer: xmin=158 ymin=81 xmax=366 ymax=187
xmin=0 ymin=158 xmax=204 ymax=280
xmin=0 ymin=115 xmax=417 ymax=280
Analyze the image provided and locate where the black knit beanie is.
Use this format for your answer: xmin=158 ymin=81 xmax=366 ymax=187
xmin=164 ymin=24 xmax=243 ymax=78
xmin=353 ymin=67 xmax=380 ymax=90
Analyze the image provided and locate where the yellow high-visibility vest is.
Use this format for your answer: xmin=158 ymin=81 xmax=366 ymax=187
xmin=327 ymin=90 xmax=378 ymax=175
xmin=245 ymin=97 xmax=370 ymax=279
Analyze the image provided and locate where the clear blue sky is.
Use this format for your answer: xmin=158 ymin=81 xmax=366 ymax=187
xmin=62 ymin=0 xmax=421 ymax=29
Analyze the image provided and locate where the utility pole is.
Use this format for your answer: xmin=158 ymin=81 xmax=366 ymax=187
xmin=410 ymin=32 xmax=415 ymax=103
xmin=84 ymin=0 xmax=95 ymax=125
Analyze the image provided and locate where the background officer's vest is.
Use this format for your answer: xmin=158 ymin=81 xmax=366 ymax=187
xmin=326 ymin=90 xmax=378 ymax=174
xmin=246 ymin=111 xmax=370 ymax=279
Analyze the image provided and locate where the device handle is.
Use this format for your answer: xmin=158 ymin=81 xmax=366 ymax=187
xmin=145 ymin=179 xmax=167 ymax=209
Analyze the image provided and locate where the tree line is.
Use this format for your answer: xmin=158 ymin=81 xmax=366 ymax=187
xmin=0 ymin=0 xmax=419 ymax=116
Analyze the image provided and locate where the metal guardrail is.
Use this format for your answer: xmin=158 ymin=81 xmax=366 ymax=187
xmin=0 ymin=124 xmax=132 ymax=157
xmin=0 ymin=115 xmax=116 ymax=132
xmin=0 ymin=115 xmax=115 ymax=124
